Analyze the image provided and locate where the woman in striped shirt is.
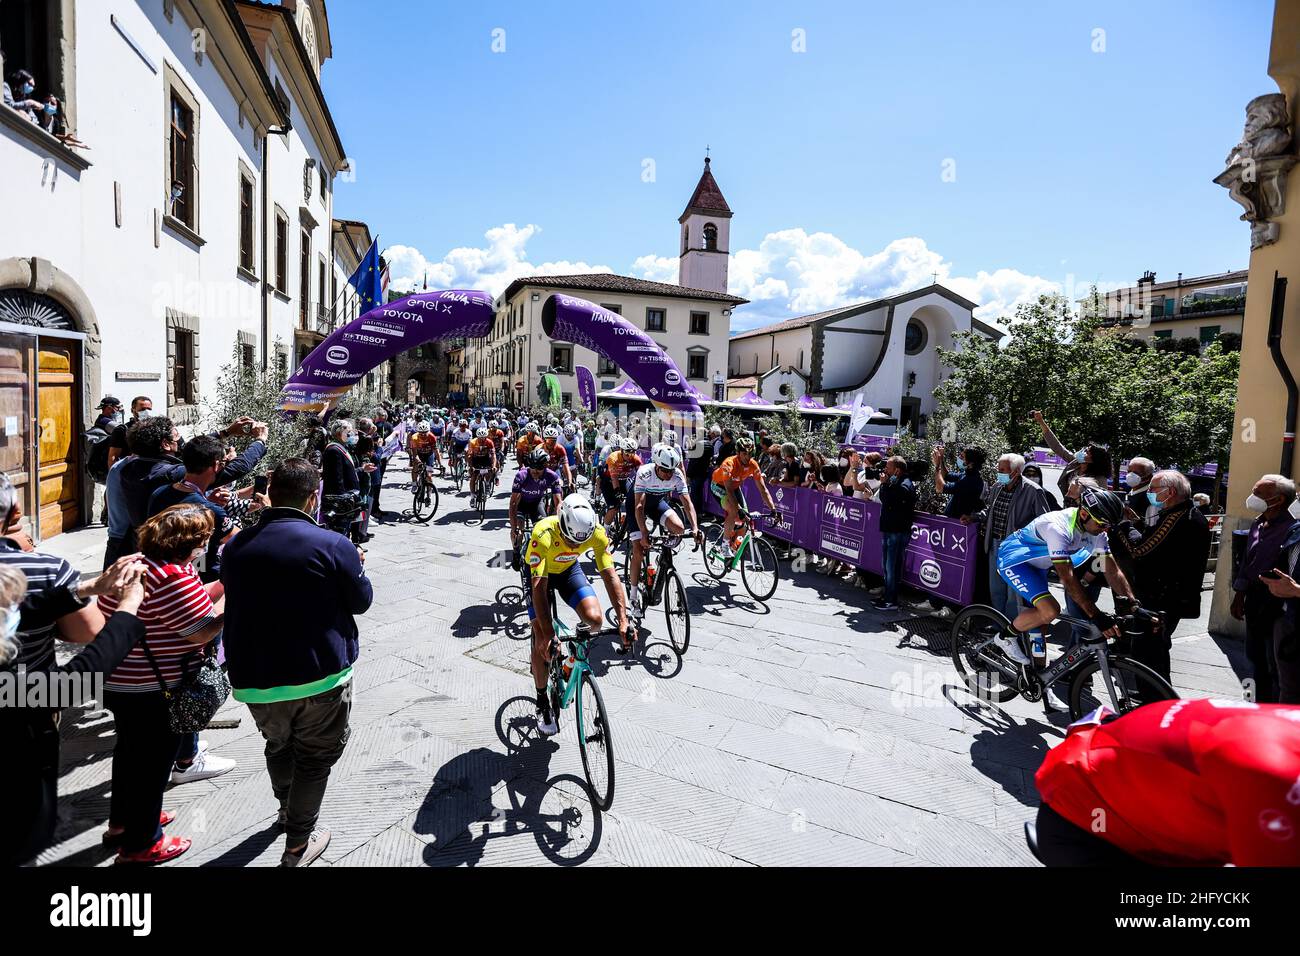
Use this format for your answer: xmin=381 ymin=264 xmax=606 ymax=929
xmin=99 ymin=505 xmax=226 ymax=864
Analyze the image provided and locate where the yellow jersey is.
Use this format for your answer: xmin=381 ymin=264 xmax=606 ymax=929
xmin=524 ymin=515 xmax=615 ymax=577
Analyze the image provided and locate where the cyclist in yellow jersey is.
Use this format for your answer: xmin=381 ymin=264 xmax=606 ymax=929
xmin=525 ymin=495 xmax=630 ymax=734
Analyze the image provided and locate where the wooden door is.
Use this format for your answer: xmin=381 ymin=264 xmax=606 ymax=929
xmin=0 ymin=332 xmax=34 ymax=536
xmin=36 ymin=338 xmax=81 ymax=535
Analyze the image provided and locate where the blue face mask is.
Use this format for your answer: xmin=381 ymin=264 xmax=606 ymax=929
xmin=346 ymin=435 xmax=358 ymax=446
xmin=20 ymin=83 xmax=34 ymax=96
xmin=995 ymin=472 xmax=1013 ymax=486
xmin=952 ymin=459 xmax=966 ymax=474
xmin=1075 ymin=449 xmax=1087 ymax=464
xmin=1147 ymin=491 xmax=1163 ymax=509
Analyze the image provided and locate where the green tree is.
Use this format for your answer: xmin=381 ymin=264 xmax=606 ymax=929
xmin=201 ymin=339 xmax=315 ymax=475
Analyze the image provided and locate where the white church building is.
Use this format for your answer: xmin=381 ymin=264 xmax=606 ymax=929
xmin=463 ymin=157 xmax=749 ymax=407
xmin=727 ymin=286 xmax=1003 ymax=433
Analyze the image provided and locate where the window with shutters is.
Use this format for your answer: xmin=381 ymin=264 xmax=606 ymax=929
xmin=163 ymin=64 xmax=201 ymax=237
xmin=238 ymin=168 xmax=256 ymax=275
xmin=274 ymin=210 xmax=289 ymax=293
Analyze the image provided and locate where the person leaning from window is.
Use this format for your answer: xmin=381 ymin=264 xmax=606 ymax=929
xmin=1 ymin=558 xmax=149 ymax=867
xmin=1231 ymin=474 xmax=1300 ymax=704
xmin=1117 ymin=470 xmax=1211 ymax=683
xmin=4 ymin=68 xmax=43 ymax=123
xmin=1032 ymin=410 xmax=1113 ymax=505
xmin=931 ymin=444 xmax=987 ymax=521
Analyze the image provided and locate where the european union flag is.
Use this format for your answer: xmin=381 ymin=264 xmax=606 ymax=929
xmin=348 ymin=237 xmax=383 ymax=313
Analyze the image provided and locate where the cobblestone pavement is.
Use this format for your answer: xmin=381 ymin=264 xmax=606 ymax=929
xmin=36 ymin=467 xmax=1246 ymax=867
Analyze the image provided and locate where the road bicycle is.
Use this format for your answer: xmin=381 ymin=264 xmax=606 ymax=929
xmin=410 ymin=463 xmax=440 ymax=523
xmin=470 ymin=465 xmax=494 ymax=519
xmin=949 ymin=604 xmax=1177 ymax=720
xmin=449 ymin=449 xmax=467 ymax=492
xmin=541 ymin=581 xmax=616 ymax=810
xmin=703 ymin=509 xmax=780 ymax=602
xmin=626 ymin=529 xmax=696 ymax=655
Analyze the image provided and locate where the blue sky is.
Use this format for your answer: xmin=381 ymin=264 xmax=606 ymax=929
xmin=323 ymin=0 xmax=1275 ymax=328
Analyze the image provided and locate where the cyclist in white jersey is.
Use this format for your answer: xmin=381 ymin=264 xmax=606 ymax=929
xmin=994 ymin=487 xmax=1136 ymax=676
xmin=627 ymin=444 xmax=702 ymax=618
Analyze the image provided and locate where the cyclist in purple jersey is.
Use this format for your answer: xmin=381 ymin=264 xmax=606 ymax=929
xmin=510 ymin=448 xmax=563 ymax=557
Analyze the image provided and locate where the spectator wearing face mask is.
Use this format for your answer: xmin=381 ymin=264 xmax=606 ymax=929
xmin=106 ymin=396 xmax=153 ymax=471
xmin=1231 ymin=474 xmax=1300 ymax=703
xmin=1121 ymin=457 xmax=1159 ymax=526
xmin=873 ymin=456 xmax=917 ymax=611
xmin=1119 ymin=470 xmax=1211 ymax=682
xmin=5 ymin=68 xmax=43 ymax=124
xmin=1032 ymin=410 xmax=1113 ymax=505
xmin=931 ymin=445 xmax=987 ymax=521
xmin=969 ymin=453 xmax=1054 ymax=622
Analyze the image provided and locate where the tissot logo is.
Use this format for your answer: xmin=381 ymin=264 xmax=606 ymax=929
xmin=326 ymin=346 xmax=350 ymax=365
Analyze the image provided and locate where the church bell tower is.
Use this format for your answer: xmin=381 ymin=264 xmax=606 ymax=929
xmin=678 ymin=155 xmax=732 ymax=294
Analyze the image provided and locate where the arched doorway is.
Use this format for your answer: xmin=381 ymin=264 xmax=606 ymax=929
xmin=0 ymin=258 xmax=101 ymax=541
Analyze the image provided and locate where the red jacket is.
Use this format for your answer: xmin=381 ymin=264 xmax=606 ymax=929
xmin=1036 ymin=699 xmax=1300 ymax=866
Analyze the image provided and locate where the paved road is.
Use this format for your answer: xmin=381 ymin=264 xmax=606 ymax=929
xmin=35 ymin=465 xmax=1247 ymax=867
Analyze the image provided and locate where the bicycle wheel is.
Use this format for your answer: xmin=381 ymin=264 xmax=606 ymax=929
xmin=664 ymin=569 xmax=690 ymax=655
xmin=703 ymin=524 xmax=730 ymax=579
xmin=412 ymin=476 xmax=439 ymax=523
xmin=1068 ymin=654 xmax=1177 ymax=721
xmin=577 ymin=671 xmax=615 ymax=810
xmin=740 ymin=536 xmax=780 ymax=602
xmin=949 ymin=605 xmax=1021 ymax=704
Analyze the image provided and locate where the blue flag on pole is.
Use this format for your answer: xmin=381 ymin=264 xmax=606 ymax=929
xmin=348 ymin=238 xmax=384 ymax=312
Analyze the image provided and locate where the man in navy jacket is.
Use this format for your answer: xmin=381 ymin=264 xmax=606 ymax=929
xmin=220 ymin=458 xmax=373 ymax=867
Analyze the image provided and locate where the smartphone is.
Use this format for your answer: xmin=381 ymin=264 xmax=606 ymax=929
xmin=1260 ymin=569 xmax=1282 ymax=580
xmin=253 ymin=474 xmax=268 ymax=496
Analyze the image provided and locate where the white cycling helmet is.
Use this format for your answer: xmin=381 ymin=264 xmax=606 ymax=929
xmin=652 ymin=444 xmax=682 ymax=470
xmin=543 ymin=425 xmax=559 ymax=440
xmin=620 ymin=437 xmax=637 ymax=452
xmin=526 ymin=421 xmax=539 ymax=433
xmin=558 ymin=494 xmax=598 ymax=544
xmin=417 ymin=421 xmax=430 ymax=432
xmin=459 ymin=418 xmax=468 ymax=427
xmin=475 ymin=427 xmax=489 ymax=439
xmin=562 ymin=422 xmax=577 ymax=436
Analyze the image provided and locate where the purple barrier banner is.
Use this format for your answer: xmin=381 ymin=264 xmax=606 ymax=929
xmin=280 ymin=289 xmax=494 ymax=414
xmin=542 ymin=294 xmax=702 ymax=431
xmin=576 ymin=366 xmax=597 ymax=414
xmin=849 ymin=434 xmax=895 ymax=454
xmin=707 ymin=482 xmax=978 ymax=605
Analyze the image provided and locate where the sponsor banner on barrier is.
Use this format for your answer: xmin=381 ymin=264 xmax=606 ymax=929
xmin=706 ymin=482 xmax=977 ymax=604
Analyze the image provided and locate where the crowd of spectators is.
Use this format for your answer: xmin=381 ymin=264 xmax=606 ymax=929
xmin=2 ymin=396 xmax=393 ymax=867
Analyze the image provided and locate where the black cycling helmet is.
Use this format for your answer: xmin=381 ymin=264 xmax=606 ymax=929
xmin=524 ymin=448 xmax=550 ymax=469
xmin=1078 ymin=487 xmax=1123 ymax=527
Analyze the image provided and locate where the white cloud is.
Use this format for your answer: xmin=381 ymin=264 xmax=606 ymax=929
xmin=385 ymin=223 xmax=1064 ymax=330
xmin=384 ymin=223 xmax=612 ymax=299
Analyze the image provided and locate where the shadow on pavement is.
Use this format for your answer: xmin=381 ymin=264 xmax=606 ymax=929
xmin=410 ymin=699 xmax=603 ymax=866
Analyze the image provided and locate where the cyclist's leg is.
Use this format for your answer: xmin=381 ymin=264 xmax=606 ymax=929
xmin=626 ymin=494 xmax=654 ymax=610
xmin=556 ymin=563 xmax=602 ymax=631
xmin=659 ymin=495 xmax=686 ymax=536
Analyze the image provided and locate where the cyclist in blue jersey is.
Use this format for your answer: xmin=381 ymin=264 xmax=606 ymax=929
xmin=994 ymin=488 xmax=1136 ymax=703
xmin=559 ymin=421 xmax=583 ymax=474
xmin=509 ymin=447 xmax=564 ymax=561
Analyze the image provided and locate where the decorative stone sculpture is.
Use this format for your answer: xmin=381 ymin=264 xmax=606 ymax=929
xmin=1215 ymin=92 xmax=1297 ymax=249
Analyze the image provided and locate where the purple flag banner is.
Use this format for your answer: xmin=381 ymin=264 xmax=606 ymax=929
xmin=541 ymin=294 xmax=702 ymax=430
xmin=706 ymin=482 xmax=978 ymax=605
xmin=576 ymin=366 xmax=597 ymax=413
xmin=280 ymin=289 xmax=494 ymax=415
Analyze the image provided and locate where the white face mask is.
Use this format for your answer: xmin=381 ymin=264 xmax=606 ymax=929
xmin=1245 ymin=493 xmax=1273 ymax=514
xmin=1124 ymin=471 xmax=1143 ymax=488
xmin=1 ymin=604 xmax=20 ymax=641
